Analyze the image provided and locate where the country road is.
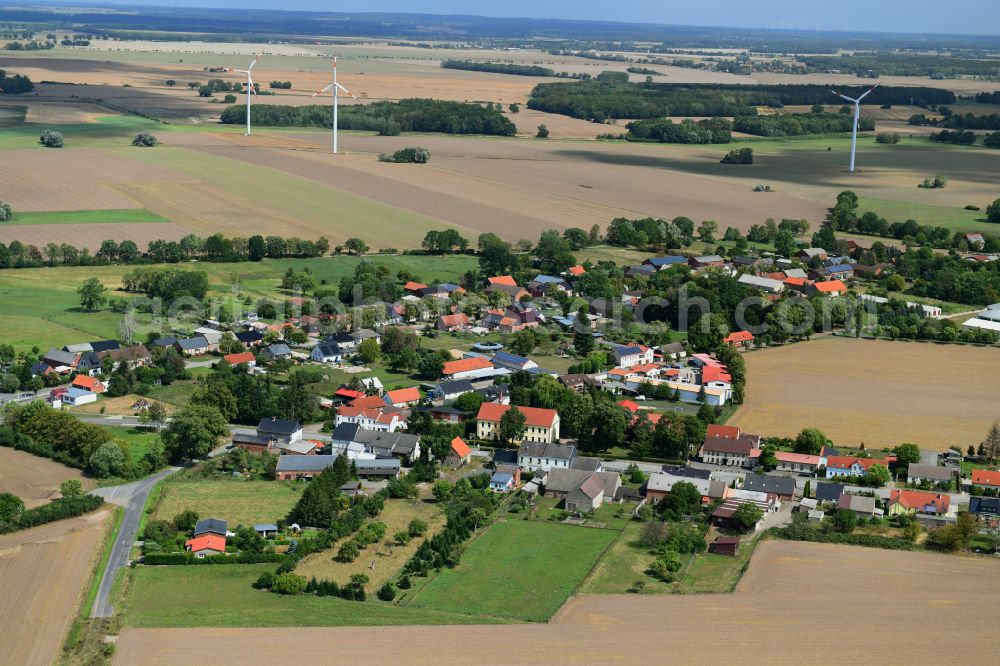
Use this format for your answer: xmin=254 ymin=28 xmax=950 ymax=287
xmin=89 ymin=466 xmax=180 ymax=618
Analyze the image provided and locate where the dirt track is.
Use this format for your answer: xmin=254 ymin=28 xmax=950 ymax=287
xmin=0 ymin=446 xmax=92 ymax=508
xmin=0 ymin=510 xmax=110 ymax=666
xmin=114 ymin=540 xmax=1000 ymax=665
xmin=728 ymin=337 xmax=1000 ymax=450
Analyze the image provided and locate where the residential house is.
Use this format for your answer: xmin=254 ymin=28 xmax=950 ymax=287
xmin=559 ymin=374 xmax=597 ymax=392
xmin=61 ymin=387 xmax=97 ymax=407
xmin=646 ymin=471 xmax=723 ymax=504
xmin=689 ymin=255 xmax=725 ymax=269
xmin=492 ymin=351 xmax=538 ymax=372
xmin=700 ymin=434 xmax=760 ymax=467
xmin=811 ymin=264 xmax=854 ymax=281
xmin=323 ymin=332 xmax=357 ymax=351
xmin=490 ymin=472 xmax=516 ymax=493
xmin=742 ymin=474 xmax=796 ymax=501
xmin=813 ymin=482 xmax=845 ymax=504
xmin=837 ymin=494 xmax=878 ymax=519
xmin=853 ymin=264 xmax=889 ymax=278
xmin=310 ymin=343 xmax=344 ymax=364
xmin=442 ymin=356 xmax=494 ymax=380
xmin=352 ymin=429 xmax=421 ymax=464
xmin=404 ymin=280 xmax=427 ymax=295
xmin=449 ymin=436 xmax=472 ymax=465
xmin=887 ymin=489 xmax=951 ymax=516
xmin=737 ymin=274 xmax=786 ymax=295
xmin=71 ymin=374 xmax=106 ymax=394
xmin=149 ymin=337 xmax=178 ymax=350
xmin=625 ymin=264 xmax=657 ymax=279
xmin=544 ymin=468 xmax=621 ymax=513
xmin=436 ymin=313 xmax=472 ymax=332
xmin=732 ymin=256 xmax=774 ymax=271
xmin=429 ymin=379 xmax=474 ymax=403
xmin=797 ymin=247 xmax=828 ymax=262
xmin=486 ymin=275 xmax=517 ymax=288
xmin=174 ymin=336 xmax=212 ymax=356
xmin=971 ymin=469 xmax=1000 ymax=491
xmin=723 ymin=331 xmax=754 ymax=348
xmin=643 ymin=255 xmax=688 ymax=270
xmin=773 ymin=451 xmax=823 ymax=474
xmin=351 ymin=329 xmax=381 ymax=346
xmin=477 ymin=404 xmax=560 ymax=443
xmin=355 ymin=459 xmax=403 ymax=479
xmin=194 ymin=518 xmax=228 ymax=537
xmin=260 ymin=343 xmax=293 ymax=362
xmin=612 ymin=345 xmax=654 ymax=368
xmin=223 ymin=351 xmax=256 ymax=367
xmin=384 ymin=387 xmax=421 ymax=408
xmin=527 ymin=274 xmax=570 ymax=296
xmin=806 ymin=280 xmax=848 ymax=298
xmin=485 ymin=280 xmax=528 ymax=301
xmin=336 ymin=396 xmax=406 ymax=432
xmin=660 ymin=342 xmax=687 ymax=361
xmin=517 ymin=441 xmax=577 ymax=472
xmin=235 ymin=330 xmax=264 ymax=347
xmin=907 ymin=464 xmax=959 ymax=487
xmin=98 ymin=344 xmax=151 ymax=371
xmin=571 ymin=456 xmax=603 ymax=473
xmin=43 ymin=349 xmax=79 ymax=373
xmin=825 ymin=456 xmax=886 ymax=479
xmin=966 ymin=233 xmax=986 ymax=249
xmin=566 ymin=265 xmax=586 ymax=277
xmin=565 ymin=474 xmax=607 ymax=513
xmin=711 ymin=497 xmax=771 ymax=531
xmin=968 ymin=496 xmax=1000 ymax=523
xmin=185 ymin=534 xmax=226 ymax=558
xmin=275 ymin=456 xmax=400 ymax=481
xmin=257 ymin=417 xmax=303 ymax=445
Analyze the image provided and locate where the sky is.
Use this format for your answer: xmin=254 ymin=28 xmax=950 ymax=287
xmin=95 ymin=0 xmax=1000 ymax=36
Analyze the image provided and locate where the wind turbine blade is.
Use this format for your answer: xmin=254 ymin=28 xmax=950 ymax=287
xmin=857 ymin=83 xmax=880 ymax=101
xmin=311 ymin=83 xmax=335 ymax=97
xmin=335 ymin=83 xmax=357 ymax=99
xmin=248 ymin=53 xmax=263 ymax=72
xmin=830 ymin=89 xmax=856 ymax=103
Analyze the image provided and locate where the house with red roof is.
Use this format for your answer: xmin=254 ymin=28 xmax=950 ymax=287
xmin=476 ymin=403 xmax=560 ymax=443
xmin=700 ymin=434 xmax=761 ymax=467
xmin=806 ymin=279 xmax=848 ymax=297
xmin=403 ymin=281 xmax=428 ymax=294
xmin=887 ymin=489 xmax=951 ymax=516
xmin=824 ymin=456 xmax=888 ymax=479
xmin=486 ymin=275 xmax=517 ymax=287
xmin=442 ymin=356 xmax=494 ymax=379
xmin=185 ymin=534 xmax=226 ymax=558
xmin=706 ymin=424 xmax=742 ymax=440
xmin=435 ymin=313 xmax=471 ymax=332
xmin=223 ymin=351 xmax=256 ymax=368
xmin=336 ymin=395 xmax=406 ymax=432
xmin=384 ymin=387 xmax=421 ymax=408
xmin=566 ymin=265 xmax=586 ymax=277
xmin=773 ymin=451 xmax=823 ymax=474
xmin=449 ymin=436 xmax=472 ymax=465
xmin=723 ymin=330 xmax=754 ymax=348
xmin=971 ymin=469 xmax=1000 ymax=490
xmin=71 ymin=374 xmax=106 ymax=394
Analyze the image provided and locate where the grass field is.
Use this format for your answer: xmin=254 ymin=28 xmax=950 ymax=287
xmin=858 ymin=196 xmax=993 ymax=234
xmin=100 ymin=425 xmax=161 ymax=462
xmin=728 ymin=337 xmax=1000 ymax=450
xmin=152 ymin=478 xmax=304 ymax=527
xmin=125 ymin=563 xmax=500 ymax=628
xmin=5 ymin=208 xmax=169 ymax=225
xmin=407 ymin=520 xmax=617 ymax=622
xmin=294 ymin=499 xmax=446 ymax=592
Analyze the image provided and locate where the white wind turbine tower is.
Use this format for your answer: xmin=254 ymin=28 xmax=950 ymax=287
xmin=232 ymin=53 xmax=263 ymax=136
xmin=830 ymin=83 xmax=879 ymax=173
xmin=311 ymin=56 xmax=358 ymax=154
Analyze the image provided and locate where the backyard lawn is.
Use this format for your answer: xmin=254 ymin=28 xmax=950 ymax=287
xmin=406 ymin=519 xmax=617 ymax=621
xmin=152 ymin=478 xmax=304 ymax=527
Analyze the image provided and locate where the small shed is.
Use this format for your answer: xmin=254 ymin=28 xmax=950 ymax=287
xmin=253 ymin=523 xmax=278 ymax=539
xmin=712 ymin=536 xmax=741 ymax=557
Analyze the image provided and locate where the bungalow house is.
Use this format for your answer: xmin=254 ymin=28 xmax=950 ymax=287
xmin=61 ymin=387 xmax=97 ymax=407
xmin=174 ymin=336 xmax=212 ymax=356
xmin=971 ymin=469 xmax=1000 ymax=492
xmin=194 ymin=518 xmax=228 ymax=537
xmin=429 ymin=379 xmax=474 ymax=403
xmin=71 ymin=374 xmax=106 ymax=394
xmin=907 ymin=464 xmax=959 ymax=487
xmin=492 ymin=351 xmax=538 ymax=372
xmin=723 ymin=330 xmax=754 ymax=348
xmin=477 ymin=404 xmax=560 ymax=443
xmin=235 ymin=330 xmax=265 ymax=347
xmin=566 ymin=265 xmax=586 ymax=277
xmin=887 ymin=489 xmax=951 ymax=516
xmin=490 ymin=471 xmax=516 ymax=493
xmin=805 ymin=280 xmax=848 ymax=297
xmin=323 ymin=332 xmax=357 ymax=351
xmin=351 ymin=329 xmax=381 ymax=346
xmin=436 ymin=313 xmax=472 ymax=332
xmin=837 ymin=493 xmax=878 ymax=519
xmin=260 ymin=343 xmax=293 ymax=362
xmin=486 ymin=275 xmax=517 ymax=288
xmin=517 ymin=441 xmax=577 ymax=472
xmin=442 ymin=356 xmax=494 ymax=380
xmin=700 ymin=434 xmax=760 ymax=467
xmin=689 ymin=255 xmax=725 ymax=269
xmin=742 ymin=474 xmax=796 ymax=502
xmin=773 ymin=451 xmax=823 ymax=474
xmin=383 ymin=387 xmax=421 ymax=408
xmin=825 ymin=456 xmax=885 ymax=479
xmin=185 ymin=534 xmax=226 ymax=558
xmin=449 ymin=436 xmax=472 ymax=466
xmin=223 ymin=351 xmax=256 ymax=367
xmin=643 ymin=255 xmax=688 ymax=270
xmin=612 ymin=345 xmax=654 ymax=368
xmin=310 ymin=343 xmax=344 ymax=364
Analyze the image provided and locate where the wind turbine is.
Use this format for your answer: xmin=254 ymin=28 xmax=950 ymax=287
xmin=232 ymin=53 xmax=263 ymax=136
xmin=311 ymin=56 xmax=357 ymax=154
xmin=830 ymin=83 xmax=879 ymax=173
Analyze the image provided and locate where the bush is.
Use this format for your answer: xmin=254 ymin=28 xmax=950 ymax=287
xmin=173 ymin=509 xmax=199 ymax=532
xmin=39 ymin=129 xmax=64 ymax=148
xmin=131 ymin=132 xmax=158 ymax=147
xmin=0 ymin=493 xmax=25 ymax=524
xmin=60 ymin=479 xmax=84 ymax=499
xmin=0 ymin=200 xmax=12 ymax=222
xmin=378 ymin=147 xmax=430 ymax=164
xmin=271 ymin=572 xmax=307 ymax=595
xmin=536 ymin=124 xmax=549 ymax=138
xmin=771 ymin=524 xmax=915 ymax=550
xmin=336 ymin=540 xmax=360 ymax=563
xmin=408 ymin=518 xmax=428 ymax=537
xmin=875 ymin=131 xmax=901 ymax=144
xmin=720 ymin=148 xmax=753 ymax=165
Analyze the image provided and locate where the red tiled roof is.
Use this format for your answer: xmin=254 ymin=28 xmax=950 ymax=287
xmin=775 ymin=451 xmax=821 ymax=465
xmin=185 ymin=534 xmax=226 ymax=553
xmin=476 ymin=403 xmax=558 ymax=428
xmin=567 ymin=265 xmax=586 ymax=276
xmin=442 ymin=356 xmax=493 ymax=376
xmin=706 ymin=424 xmax=741 ymax=439
xmin=972 ymin=469 xmax=1000 ymax=487
xmin=451 ymin=436 xmax=471 ymax=458
xmin=438 ymin=313 xmax=470 ymax=328
xmin=404 ymin=281 xmax=427 ymax=292
xmin=826 ymin=456 xmax=885 ymax=471
xmin=617 ymin=400 xmax=639 ymax=413
xmin=701 ymin=365 xmax=732 ymax=383
xmin=335 ymin=388 xmax=364 ymax=399
xmin=784 ymin=277 xmax=808 ymax=286
xmin=71 ymin=374 xmax=101 ymax=390
xmin=386 ymin=387 xmax=420 ymax=404
xmin=224 ymin=351 xmax=255 ymax=365
xmin=351 ymin=395 xmax=387 ymax=410
xmin=724 ymin=331 xmax=754 ymax=343
xmin=487 ymin=275 xmax=517 ymax=287
xmin=813 ymin=280 xmax=847 ymax=293
xmin=889 ymin=489 xmax=950 ymax=513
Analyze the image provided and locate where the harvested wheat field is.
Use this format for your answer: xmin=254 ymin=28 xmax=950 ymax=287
xmin=0 ymin=446 xmax=93 ymax=508
xmin=0 ymin=509 xmax=110 ymax=666
xmin=728 ymin=337 xmax=1000 ymax=450
xmin=113 ymin=540 xmax=1000 ymax=665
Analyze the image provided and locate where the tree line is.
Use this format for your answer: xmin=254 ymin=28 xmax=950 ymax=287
xmin=527 ymin=79 xmax=955 ymax=122
xmin=221 ymin=99 xmax=517 ymax=136
xmin=798 ymin=53 xmax=1000 ymax=79
xmin=0 ymin=68 xmax=33 ymax=94
xmin=442 ymin=60 xmax=556 ymax=77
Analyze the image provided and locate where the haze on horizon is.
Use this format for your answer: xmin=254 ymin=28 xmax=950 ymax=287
xmin=89 ymin=0 xmax=1000 ymax=36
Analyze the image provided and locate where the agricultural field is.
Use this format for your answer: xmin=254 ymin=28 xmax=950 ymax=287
xmin=294 ymin=499 xmax=446 ymax=592
xmin=405 ymin=520 xmax=617 ymax=621
xmin=124 ymin=562 xmax=499 ymax=628
xmin=728 ymin=337 xmax=1000 ymax=451
xmin=0 ymin=446 xmax=92 ymax=508
xmin=0 ymin=508 xmax=111 ymax=666
xmin=114 ymin=540 xmax=1000 ymax=664
xmin=151 ymin=477 xmax=304 ymax=527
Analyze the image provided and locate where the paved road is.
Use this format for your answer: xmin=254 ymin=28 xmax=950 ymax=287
xmin=89 ymin=466 xmax=180 ymax=618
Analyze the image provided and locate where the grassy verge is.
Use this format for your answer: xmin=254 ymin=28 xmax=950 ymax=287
xmin=5 ymin=208 xmax=168 ymax=225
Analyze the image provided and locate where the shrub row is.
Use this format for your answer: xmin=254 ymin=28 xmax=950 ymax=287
xmin=769 ymin=525 xmax=916 ymax=550
xmin=0 ymin=495 xmax=104 ymax=534
xmin=142 ymin=551 xmax=286 ymax=565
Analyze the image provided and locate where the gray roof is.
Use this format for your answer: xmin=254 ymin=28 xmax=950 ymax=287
xmin=434 ymin=379 xmax=475 ymax=396
xmin=743 ymin=474 xmax=796 ymax=496
xmin=276 ymin=456 xmax=337 ymax=472
xmin=44 ymin=349 xmax=78 ymax=366
xmin=254 ymin=523 xmax=278 ymax=532
xmin=264 ymin=343 xmax=292 ymax=357
xmin=570 ymin=456 xmax=602 ymax=472
xmin=838 ymin=494 xmax=877 ymax=514
xmin=661 ymin=342 xmax=686 ymax=355
xmin=353 ymin=429 xmax=420 ymax=457
xmin=257 ymin=418 xmax=301 ymax=436
xmin=518 ymin=441 xmax=577 ymax=462
xmin=175 ymin=336 xmax=210 ymax=350
xmin=694 ymin=255 xmax=724 ymax=263
xmin=331 ymin=422 xmax=362 ymax=443
xmin=737 ymin=274 xmax=785 ymax=291
xmin=813 ymin=482 xmax=844 ymax=503
xmin=906 ymin=463 xmax=958 ymax=483
xmin=194 ymin=518 xmax=228 ymax=536
xmin=355 ymin=458 xmax=401 ymax=473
